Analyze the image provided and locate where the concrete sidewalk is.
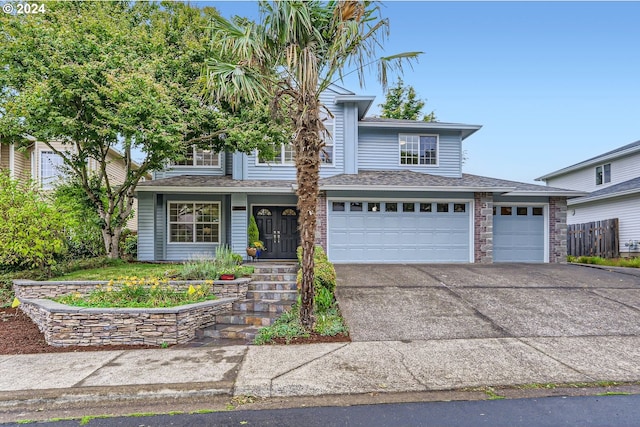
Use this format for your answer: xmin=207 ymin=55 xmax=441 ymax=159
xmin=2 ymin=335 xmax=640 ymax=418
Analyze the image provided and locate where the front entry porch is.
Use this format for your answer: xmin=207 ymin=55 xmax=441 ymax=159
xmin=252 ymin=205 xmax=300 ymax=260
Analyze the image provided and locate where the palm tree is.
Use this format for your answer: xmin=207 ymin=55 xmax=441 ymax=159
xmin=206 ymin=0 xmax=420 ymax=329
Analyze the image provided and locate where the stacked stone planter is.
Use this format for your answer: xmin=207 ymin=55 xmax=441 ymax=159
xmin=12 ymin=278 xmax=250 ymax=347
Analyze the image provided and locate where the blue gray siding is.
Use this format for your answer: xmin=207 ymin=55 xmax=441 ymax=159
xmin=230 ymin=193 xmax=248 ymax=256
xmin=136 ymin=192 xmax=155 ymax=261
xmin=358 ymin=129 xmax=463 ymax=178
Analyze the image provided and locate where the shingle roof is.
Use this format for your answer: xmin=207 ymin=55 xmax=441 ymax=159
xmin=136 ymin=171 xmax=582 ymax=197
xmin=319 ymin=170 xmax=578 ymax=195
xmin=136 ymin=175 xmax=296 ymax=192
xmin=570 ymin=176 xmax=640 ymax=205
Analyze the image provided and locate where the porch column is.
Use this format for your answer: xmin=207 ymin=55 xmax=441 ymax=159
xmin=230 ymin=193 xmax=249 ymax=258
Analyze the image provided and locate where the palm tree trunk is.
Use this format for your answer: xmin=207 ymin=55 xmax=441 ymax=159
xmin=295 ymin=125 xmax=321 ymax=330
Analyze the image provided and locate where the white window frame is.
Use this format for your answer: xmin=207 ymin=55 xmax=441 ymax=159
xmin=398 ymin=134 xmax=439 ymax=167
xmin=167 ymin=201 xmax=221 ymax=244
xmin=39 ymin=150 xmax=66 ymax=190
xmin=171 ymin=145 xmax=222 ymax=168
xmin=320 ymin=113 xmax=334 ymax=166
xmin=256 ymin=143 xmax=295 ymax=166
xmin=595 ymin=163 xmax=611 ymax=186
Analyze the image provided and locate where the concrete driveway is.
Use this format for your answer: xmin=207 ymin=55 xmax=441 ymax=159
xmin=335 ymin=264 xmax=640 ymax=342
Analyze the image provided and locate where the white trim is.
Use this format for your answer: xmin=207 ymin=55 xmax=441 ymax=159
xmin=170 ymin=147 xmax=222 ymax=169
xmin=493 ymin=202 xmax=549 ymax=263
xmin=594 ymin=162 xmax=612 ymax=186
xmin=398 ymin=133 xmax=439 ymax=168
xmin=319 ymin=184 xmax=516 ymax=192
xmin=166 ymin=201 xmax=222 ymax=245
xmin=567 ymin=188 xmax=640 ymax=205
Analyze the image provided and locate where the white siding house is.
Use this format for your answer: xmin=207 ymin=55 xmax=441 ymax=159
xmin=537 ymin=140 xmax=640 ymax=256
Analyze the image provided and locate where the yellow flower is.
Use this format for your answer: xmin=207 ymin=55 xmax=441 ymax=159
xmin=188 ymin=285 xmax=196 ymax=295
xmin=11 ymin=297 xmax=20 ymax=308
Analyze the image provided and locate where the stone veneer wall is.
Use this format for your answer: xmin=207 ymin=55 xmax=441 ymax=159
xmin=549 ymin=197 xmax=568 ymax=263
xmin=13 ymin=279 xmax=250 ymax=347
xmin=19 ymin=298 xmax=235 ymax=347
xmin=474 ymin=192 xmax=494 ymax=263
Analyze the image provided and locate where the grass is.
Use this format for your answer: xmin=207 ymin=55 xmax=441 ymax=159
xmin=568 ymin=256 xmax=640 ymax=268
xmin=254 ymin=303 xmax=348 ymax=345
xmin=49 ymin=261 xmax=179 ymax=281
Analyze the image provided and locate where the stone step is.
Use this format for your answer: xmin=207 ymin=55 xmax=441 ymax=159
xmin=250 ymin=281 xmax=298 ymax=291
xmin=251 ymin=273 xmax=298 ymax=282
xmin=246 ymin=289 xmax=298 ymax=301
xmin=216 ymin=310 xmax=282 ymax=327
xmin=250 ymin=264 xmax=298 ymax=274
xmin=233 ymin=298 xmax=295 ymax=314
xmin=201 ymin=324 xmax=261 ymax=341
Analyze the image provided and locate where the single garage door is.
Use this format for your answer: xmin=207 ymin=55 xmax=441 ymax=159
xmin=328 ymin=200 xmax=471 ymax=263
xmin=493 ymin=205 xmax=545 ymax=262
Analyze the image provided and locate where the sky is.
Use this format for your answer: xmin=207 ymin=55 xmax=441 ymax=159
xmin=202 ymin=1 xmax=640 ymax=184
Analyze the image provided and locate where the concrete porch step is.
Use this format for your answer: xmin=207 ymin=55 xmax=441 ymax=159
xmin=249 ymin=264 xmax=298 ymax=274
xmin=251 ymin=273 xmax=298 ymax=282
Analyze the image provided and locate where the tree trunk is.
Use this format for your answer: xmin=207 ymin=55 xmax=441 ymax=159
xmin=295 ymin=123 xmax=321 ymax=330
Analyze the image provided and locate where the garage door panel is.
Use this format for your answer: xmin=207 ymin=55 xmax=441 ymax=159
xmin=329 ymin=201 xmax=470 ymax=263
xmin=494 ymin=207 xmax=545 ymax=263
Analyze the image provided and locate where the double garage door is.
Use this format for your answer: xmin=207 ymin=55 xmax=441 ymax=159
xmin=328 ymin=200 xmax=471 ymax=263
xmin=328 ymin=200 xmax=547 ymax=263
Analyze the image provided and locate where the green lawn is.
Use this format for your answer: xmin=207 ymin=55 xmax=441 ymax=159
xmin=49 ymin=261 xmax=180 ymax=281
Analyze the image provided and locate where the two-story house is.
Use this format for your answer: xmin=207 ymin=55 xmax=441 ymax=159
xmin=537 ymin=140 xmax=640 ymax=257
xmin=0 ymin=140 xmax=143 ymax=230
xmin=136 ymin=85 xmax=579 ymax=264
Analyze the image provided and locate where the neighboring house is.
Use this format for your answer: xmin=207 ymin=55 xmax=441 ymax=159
xmin=537 ymin=140 xmax=640 ymax=257
xmin=136 ymin=85 xmax=580 ymax=264
xmin=0 ymin=140 xmax=143 ymax=231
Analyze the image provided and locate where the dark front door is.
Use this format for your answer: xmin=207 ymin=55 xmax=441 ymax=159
xmin=253 ymin=206 xmax=300 ymax=259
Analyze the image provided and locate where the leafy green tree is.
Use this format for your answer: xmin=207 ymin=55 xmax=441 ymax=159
xmin=379 ymin=77 xmax=436 ymax=121
xmin=206 ymin=0 xmax=420 ymax=329
xmin=53 ymin=179 xmax=105 ymax=259
xmin=0 ymin=1 xmax=286 ymax=258
xmin=0 ymin=172 xmax=66 ymax=271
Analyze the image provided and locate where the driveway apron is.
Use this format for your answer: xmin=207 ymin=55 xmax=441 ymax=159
xmin=334 ymin=264 xmax=640 ymax=342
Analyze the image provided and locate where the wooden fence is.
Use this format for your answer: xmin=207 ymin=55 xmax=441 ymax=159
xmin=567 ymin=218 xmax=619 ymax=258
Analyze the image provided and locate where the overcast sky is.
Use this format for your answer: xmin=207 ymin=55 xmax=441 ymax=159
xmin=203 ymin=1 xmax=640 ymax=184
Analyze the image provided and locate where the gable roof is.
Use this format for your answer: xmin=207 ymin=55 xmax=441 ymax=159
xmin=359 ymin=118 xmax=482 ymax=140
xmin=568 ymin=176 xmax=640 ymax=206
xmin=537 ymin=139 xmax=640 ymax=181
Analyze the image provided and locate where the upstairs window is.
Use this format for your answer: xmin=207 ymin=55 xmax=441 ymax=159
xmin=173 ymin=145 xmax=220 ymax=167
xmin=258 ymin=143 xmax=295 ymax=165
xmin=320 ymin=112 xmax=334 ymax=165
xmin=399 ymin=134 xmax=438 ymax=166
xmin=595 ymin=163 xmax=611 ymax=185
xmin=40 ymin=151 xmax=65 ymax=190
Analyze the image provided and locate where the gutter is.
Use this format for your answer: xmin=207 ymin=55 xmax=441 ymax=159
xmin=135 ymin=186 xmax=296 ymax=194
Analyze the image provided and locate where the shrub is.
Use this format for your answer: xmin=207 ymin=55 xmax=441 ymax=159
xmin=248 ymin=215 xmax=260 ymax=246
xmin=180 ymin=255 xmax=219 ymax=280
xmin=122 ymin=232 xmax=138 ymax=259
xmin=0 ymin=172 xmax=67 ymax=272
xmin=296 ymin=245 xmax=337 ymax=295
xmin=53 ymin=180 xmax=105 ymax=259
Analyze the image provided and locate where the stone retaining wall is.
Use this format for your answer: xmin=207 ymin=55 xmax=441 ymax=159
xmin=13 ymin=278 xmax=250 ymax=347
xmin=19 ymin=297 xmax=234 ymax=347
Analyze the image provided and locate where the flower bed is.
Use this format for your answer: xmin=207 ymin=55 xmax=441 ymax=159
xmin=13 ymin=278 xmax=250 ymax=347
